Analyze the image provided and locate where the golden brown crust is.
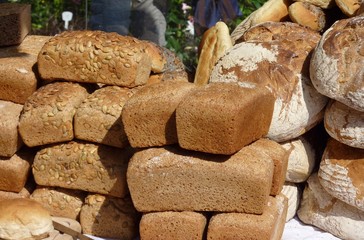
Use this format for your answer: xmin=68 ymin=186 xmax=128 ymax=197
xmin=289 ymin=1 xmax=327 ymax=31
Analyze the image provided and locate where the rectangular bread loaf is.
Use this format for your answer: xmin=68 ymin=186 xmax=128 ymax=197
xmin=80 ymin=194 xmax=139 ymax=239
xmin=0 ymin=3 xmax=30 ymax=46
xmin=176 ymin=82 xmax=275 ymax=155
xmin=127 ymin=145 xmax=274 ymax=214
xmin=32 ymin=141 xmax=133 ymax=198
xmin=0 ymin=185 xmax=32 ymax=201
xmin=0 ymin=35 xmax=51 ymax=104
xmin=19 ymin=81 xmax=91 ymax=147
xmin=30 ymin=187 xmax=86 ymax=220
xmin=140 ymin=211 xmax=207 ymax=240
xmin=207 ymin=194 xmax=288 ymax=240
xmin=121 ymin=81 xmax=197 ymax=148
xmin=0 ymin=100 xmax=23 ymax=157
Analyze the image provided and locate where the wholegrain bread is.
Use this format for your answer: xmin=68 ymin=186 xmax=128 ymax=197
xmin=19 ymin=81 xmax=91 ymax=147
xmin=140 ymin=211 xmax=207 ymax=240
xmin=80 ymin=194 xmax=139 ymax=239
xmin=122 ymin=81 xmax=197 ymax=148
xmin=37 ymin=31 xmax=153 ymax=88
xmin=176 ymin=82 xmax=275 ymax=155
xmin=288 ymin=1 xmax=327 ymax=31
xmin=0 ymin=100 xmax=23 ymax=157
xmin=207 ymin=194 xmax=288 ymax=240
xmin=32 ymin=141 xmax=133 ymax=198
xmin=74 ymin=85 xmax=137 ymax=148
xmin=127 ymin=145 xmax=274 ymax=214
xmin=0 ymin=35 xmax=51 ymax=104
xmin=0 ymin=3 xmax=30 ymax=46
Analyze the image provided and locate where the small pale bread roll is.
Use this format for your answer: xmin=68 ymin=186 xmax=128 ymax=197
xmin=251 ymin=0 xmax=291 ymax=25
xmin=289 ymin=1 xmax=326 ymax=31
xmin=335 ymin=0 xmax=361 ymax=16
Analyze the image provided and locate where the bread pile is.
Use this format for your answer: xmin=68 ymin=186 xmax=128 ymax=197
xmin=1 ymin=1 xmax=364 ymax=239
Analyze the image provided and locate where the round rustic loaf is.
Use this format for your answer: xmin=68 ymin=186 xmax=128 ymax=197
xmin=310 ymin=15 xmax=364 ymax=112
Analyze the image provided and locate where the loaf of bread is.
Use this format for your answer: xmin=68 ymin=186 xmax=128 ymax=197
xmin=50 ymin=216 xmax=82 ymax=240
xmin=288 ymin=1 xmax=327 ymax=31
xmin=122 ymin=81 xmax=197 ymax=148
xmin=0 ymin=35 xmax=51 ymax=104
xmin=37 ymin=31 xmax=155 ymax=88
xmin=80 ymin=194 xmax=139 ymax=239
xmin=30 ymin=187 xmax=86 ymax=220
xmin=250 ymin=0 xmax=291 ymax=26
xmin=32 ymin=141 xmax=133 ymax=198
xmin=0 ymin=3 xmax=30 ymax=46
xmin=324 ymin=100 xmax=364 ymax=149
xmin=294 ymin=0 xmax=335 ymax=8
xmin=140 ymin=211 xmax=207 ymax=240
xmin=0 ymin=148 xmax=34 ymax=193
xmin=0 ymin=100 xmax=23 ymax=157
xmin=19 ymin=81 xmax=91 ymax=147
xmin=176 ymin=82 xmax=275 ymax=155
xmin=207 ymin=194 xmax=288 ymax=240
xmin=298 ymin=173 xmax=364 ymax=240
xmin=335 ymin=0 xmax=361 ymax=16
xmin=281 ymin=182 xmax=302 ymax=221
xmin=127 ymin=145 xmax=274 ymax=214
xmin=318 ymin=138 xmax=364 ymax=211
xmin=74 ymin=85 xmax=137 ymax=148
xmin=211 ymin=22 xmax=327 ymax=142
xmin=310 ymin=15 xmax=364 ymax=112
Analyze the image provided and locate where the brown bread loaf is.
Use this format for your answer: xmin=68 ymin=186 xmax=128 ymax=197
xmin=127 ymin=145 xmax=274 ymax=214
xmin=37 ymin=31 xmax=154 ymax=88
xmin=74 ymin=85 xmax=137 ymax=148
xmin=335 ymin=0 xmax=361 ymax=16
xmin=0 ymin=3 xmax=30 ymax=46
xmin=207 ymin=194 xmax=288 ymax=240
xmin=250 ymin=0 xmax=291 ymax=26
xmin=176 ymin=82 xmax=275 ymax=155
xmin=122 ymin=81 xmax=197 ymax=148
xmin=288 ymin=1 xmax=327 ymax=31
xmin=140 ymin=211 xmax=207 ymax=240
xmin=0 ymin=35 xmax=51 ymax=104
xmin=32 ymin=141 xmax=133 ymax=198
xmin=0 ymin=100 xmax=23 ymax=157
xmin=80 ymin=194 xmax=139 ymax=239
xmin=0 ymin=187 xmax=31 ymax=201
xmin=19 ymin=81 xmax=91 ymax=147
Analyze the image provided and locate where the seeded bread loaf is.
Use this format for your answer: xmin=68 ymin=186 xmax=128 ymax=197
xmin=37 ymin=31 xmax=154 ymax=88
xmin=207 ymin=194 xmax=288 ymax=240
xmin=30 ymin=187 xmax=86 ymax=220
xmin=0 ymin=148 xmax=34 ymax=193
xmin=140 ymin=211 xmax=207 ymax=240
xmin=0 ymin=3 xmax=30 ymax=46
xmin=32 ymin=141 xmax=133 ymax=198
xmin=0 ymin=100 xmax=23 ymax=157
xmin=19 ymin=81 xmax=91 ymax=147
xmin=0 ymin=35 xmax=51 ymax=104
xmin=80 ymin=194 xmax=139 ymax=239
xmin=74 ymin=85 xmax=137 ymax=148
xmin=127 ymin=145 xmax=274 ymax=214
xmin=122 ymin=81 xmax=197 ymax=148
xmin=176 ymin=82 xmax=275 ymax=155
xmin=288 ymin=1 xmax=327 ymax=31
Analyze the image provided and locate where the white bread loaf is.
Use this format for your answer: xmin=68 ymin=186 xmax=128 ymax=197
xmin=298 ymin=173 xmax=364 ymax=240
xmin=318 ymin=138 xmax=364 ymax=211
xmin=324 ymin=100 xmax=364 ymax=149
xmin=335 ymin=0 xmax=361 ymax=16
xmin=288 ymin=1 xmax=327 ymax=31
xmin=281 ymin=182 xmax=302 ymax=221
xmin=310 ymin=15 xmax=364 ymax=112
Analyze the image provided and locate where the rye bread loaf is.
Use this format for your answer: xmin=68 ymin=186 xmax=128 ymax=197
xmin=30 ymin=187 xmax=86 ymax=220
xmin=0 ymin=148 xmax=34 ymax=193
xmin=318 ymin=138 xmax=364 ymax=211
xmin=298 ymin=173 xmax=364 ymax=240
xmin=310 ymin=15 xmax=364 ymax=112
xmin=0 ymin=3 xmax=30 ymax=46
xmin=127 ymin=145 xmax=274 ymax=214
xmin=19 ymin=81 xmax=91 ymax=147
xmin=0 ymin=100 xmax=23 ymax=157
xmin=288 ymin=1 xmax=327 ymax=31
xmin=122 ymin=81 xmax=197 ymax=148
xmin=80 ymin=194 xmax=139 ymax=239
xmin=176 ymin=82 xmax=275 ymax=155
xmin=212 ymin=22 xmax=327 ymax=142
xmin=74 ymin=85 xmax=137 ymax=148
xmin=37 ymin=31 xmax=154 ymax=87
xmin=32 ymin=141 xmax=133 ymax=198
xmin=0 ymin=35 xmax=51 ymax=104
xmin=281 ymin=182 xmax=302 ymax=221
xmin=207 ymin=194 xmax=288 ymax=240
xmin=324 ymin=100 xmax=364 ymax=149
xmin=140 ymin=211 xmax=207 ymax=240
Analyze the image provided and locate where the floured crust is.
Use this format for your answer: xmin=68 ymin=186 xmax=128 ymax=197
xmin=310 ymin=16 xmax=364 ymax=111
